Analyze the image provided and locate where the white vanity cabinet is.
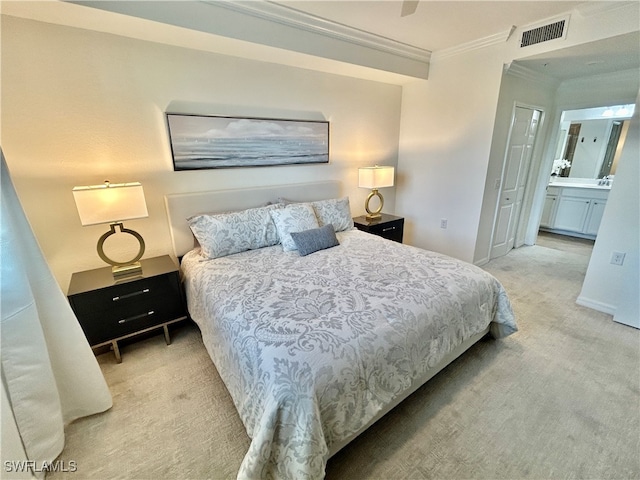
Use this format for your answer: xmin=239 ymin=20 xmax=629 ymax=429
xmin=540 ymin=186 xmax=559 ymax=228
xmin=554 ymin=195 xmax=592 ymax=232
xmin=584 ymin=199 xmax=607 ymax=236
xmin=540 ymin=185 xmax=609 ymax=239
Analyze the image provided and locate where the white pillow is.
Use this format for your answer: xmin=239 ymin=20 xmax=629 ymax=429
xmin=311 ymin=197 xmax=354 ymax=232
xmin=188 ymin=204 xmax=281 ymax=259
xmin=270 ymin=203 xmax=320 ymax=251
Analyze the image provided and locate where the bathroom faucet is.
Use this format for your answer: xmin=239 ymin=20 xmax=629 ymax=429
xmin=598 ymin=176 xmax=611 ymax=186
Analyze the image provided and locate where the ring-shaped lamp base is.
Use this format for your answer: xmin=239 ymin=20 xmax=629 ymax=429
xmin=365 ymin=189 xmax=384 ymax=221
xmin=97 ymin=222 xmax=145 ymax=278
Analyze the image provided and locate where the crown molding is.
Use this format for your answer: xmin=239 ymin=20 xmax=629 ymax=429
xmin=575 ymin=1 xmax=637 ymax=17
xmin=205 ymin=0 xmax=431 ymax=64
xmin=431 ymin=29 xmax=512 ymax=61
xmin=504 ymin=62 xmax=560 ymax=89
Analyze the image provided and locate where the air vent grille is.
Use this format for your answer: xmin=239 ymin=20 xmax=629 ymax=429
xmin=521 ymin=20 xmax=566 ymax=47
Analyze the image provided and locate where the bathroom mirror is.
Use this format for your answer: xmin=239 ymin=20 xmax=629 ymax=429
xmin=551 ymin=104 xmax=634 ymax=179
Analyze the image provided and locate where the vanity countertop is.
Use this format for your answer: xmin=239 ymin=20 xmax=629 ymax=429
xmin=548 ymin=181 xmax=611 ymax=190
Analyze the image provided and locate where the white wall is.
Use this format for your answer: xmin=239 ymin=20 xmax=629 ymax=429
xmin=555 ymin=69 xmax=640 ymax=113
xmin=0 ymin=16 xmax=402 ymax=290
xmin=578 ymin=95 xmax=639 ymax=327
xmin=396 ymin=45 xmax=505 ymax=263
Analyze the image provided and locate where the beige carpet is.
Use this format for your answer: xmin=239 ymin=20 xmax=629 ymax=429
xmin=49 ymin=234 xmax=640 ymax=479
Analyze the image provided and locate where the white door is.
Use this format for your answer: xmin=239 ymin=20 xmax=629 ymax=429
xmin=491 ymin=106 xmax=541 ymax=259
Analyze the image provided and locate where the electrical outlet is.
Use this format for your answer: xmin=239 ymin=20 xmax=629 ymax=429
xmin=440 ymin=219 xmax=448 ymax=229
xmin=610 ymin=252 xmax=626 ymax=266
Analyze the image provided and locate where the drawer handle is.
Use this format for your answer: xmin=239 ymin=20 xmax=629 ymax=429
xmin=382 ymin=227 xmax=396 ymax=232
xmin=118 ymin=311 xmax=155 ymax=324
xmin=113 ymin=288 xmax=150 ymax=302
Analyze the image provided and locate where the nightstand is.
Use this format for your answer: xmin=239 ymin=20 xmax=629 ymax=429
xmin=353 ymin=213 xmax=404 ymax=243
xmin=68 ymin=255 xmax=188 ymax=363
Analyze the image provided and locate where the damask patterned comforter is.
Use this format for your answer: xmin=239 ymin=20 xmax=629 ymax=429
xmin=182 ymin=229 xmax=516 ymax=480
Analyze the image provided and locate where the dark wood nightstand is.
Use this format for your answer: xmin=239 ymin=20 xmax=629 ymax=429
xmin=353 ymin=213 xmax=404 ymax=243
xmin=68 ymin=255 xmax=188 ymax=363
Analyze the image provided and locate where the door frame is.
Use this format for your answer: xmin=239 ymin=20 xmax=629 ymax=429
xmin=488 ymin=101 xmax=546 ymax=260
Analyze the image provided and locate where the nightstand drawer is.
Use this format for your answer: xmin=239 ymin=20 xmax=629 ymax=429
xmin=70 ymin=273 xmax=180 ymax=315
xmin=353 ymin=213 xmax=404 ymax=243
xmin=76 ymin=294 xmax=186 ymax=345
xmin=365 ymin=218 xmax=403 ymax=241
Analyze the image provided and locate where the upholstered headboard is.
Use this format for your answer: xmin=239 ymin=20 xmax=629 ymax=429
xmin=164 ymin=181 xmax=342 ymax=258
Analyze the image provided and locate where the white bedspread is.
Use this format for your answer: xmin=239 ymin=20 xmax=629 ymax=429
xmin=182 ymin=229 xmax=516 ymax=479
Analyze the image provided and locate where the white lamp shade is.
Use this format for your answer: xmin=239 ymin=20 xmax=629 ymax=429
xmin=358 ymin=166 xmax=395 ymax=189
xmin=73 ymin=182 xmax=148 ymax=226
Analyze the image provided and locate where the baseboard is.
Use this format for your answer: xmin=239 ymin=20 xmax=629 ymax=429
xmin=539 ymin=227 xmax=596 ymax=241
xmin=576 ymin=296 xmax=616 ymax=316
xmin=474 ymin=256 xmax=490 ymax=267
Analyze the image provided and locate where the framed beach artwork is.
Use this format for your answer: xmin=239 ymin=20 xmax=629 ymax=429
xmin=166 ymin=114 xmax=330 ymax=170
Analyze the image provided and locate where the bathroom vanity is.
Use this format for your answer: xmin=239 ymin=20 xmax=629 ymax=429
xmin=540 ymin=181 xmax=610 ymax=239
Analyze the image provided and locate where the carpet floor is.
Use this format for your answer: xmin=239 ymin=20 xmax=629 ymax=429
xmin=49 ymin=233 xmax=640 ymax=479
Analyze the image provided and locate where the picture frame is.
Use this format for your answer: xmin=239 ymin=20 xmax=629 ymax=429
xmin=166 ymin=113 xmax=329 ymax=170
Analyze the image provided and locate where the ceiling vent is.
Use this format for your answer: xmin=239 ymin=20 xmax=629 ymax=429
xmin=520 ymin=17 xmax=568 ymax=48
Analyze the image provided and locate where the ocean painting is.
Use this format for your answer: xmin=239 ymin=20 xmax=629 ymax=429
xmin=166 ymin=114 xmax=329 ymax=170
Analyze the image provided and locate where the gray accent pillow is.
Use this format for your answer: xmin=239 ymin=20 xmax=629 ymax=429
xmin=290 ymin=224 xmax=339 ymax=256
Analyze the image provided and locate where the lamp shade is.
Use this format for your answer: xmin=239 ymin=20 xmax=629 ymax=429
xmin=73 ymin=182 xmax=148 ymax=226
xmin=358 ymin=166 xmax=395 ymax=189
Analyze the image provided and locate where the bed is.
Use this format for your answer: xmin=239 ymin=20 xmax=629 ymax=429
xmin=165 ymin=181 xmax=517 ymax=480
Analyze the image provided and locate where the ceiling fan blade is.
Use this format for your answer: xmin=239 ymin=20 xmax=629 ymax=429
xmin=400 ymin=0 xmax=419 ymax=17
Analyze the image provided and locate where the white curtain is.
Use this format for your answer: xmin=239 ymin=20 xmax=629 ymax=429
xmin=1 ymin=150 xmax=112 ymax=478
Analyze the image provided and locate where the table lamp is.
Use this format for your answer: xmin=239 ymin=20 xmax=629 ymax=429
xmin=358 ymin=166 xmax=395 ymax=220
xmin=73 ymin=181 xmax=148 ymax=277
